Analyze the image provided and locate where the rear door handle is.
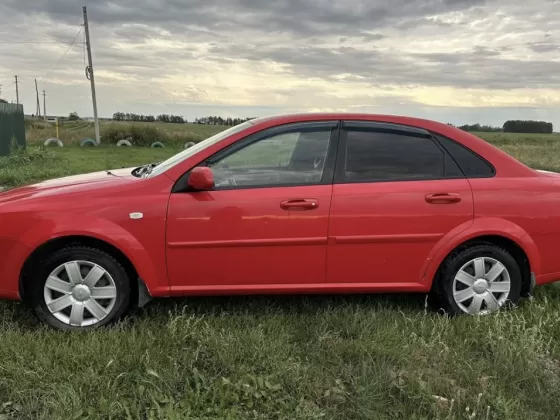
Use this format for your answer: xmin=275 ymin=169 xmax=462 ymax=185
xmin=280 ymin=199 xmax=319 ymax=210
xmin=425 ymin=193 xmax=461 ymax=204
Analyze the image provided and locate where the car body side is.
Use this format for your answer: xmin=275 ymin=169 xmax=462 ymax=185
xmin=1 ymin=113 xmax=559 ymax=301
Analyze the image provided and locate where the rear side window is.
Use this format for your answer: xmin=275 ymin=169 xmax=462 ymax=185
xmin=342 ymin=128 xmax=461 ymax=182
xmin=434 ymin=135 xmax=495 ymax=178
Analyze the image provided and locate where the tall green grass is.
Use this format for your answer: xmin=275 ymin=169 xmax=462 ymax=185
xmin=1 ymin=292 xmax=560 ymax=419
xmin=25 ymin=119 xmax=227 ymax=146
xmin=0 ymin=133 xmax=560 ymax=418
xmin=473 ymin=131 xmax=560 ymax=172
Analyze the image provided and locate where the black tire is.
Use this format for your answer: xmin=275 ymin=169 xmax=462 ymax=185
xmin=30 ymin=246 xmax=132 ymax=331
xmin=430 ymin=244 xmax=522 ymax=316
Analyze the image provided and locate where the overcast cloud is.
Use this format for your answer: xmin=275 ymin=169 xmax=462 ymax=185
xmin=1 ymin=0 xmax=559 ymax=127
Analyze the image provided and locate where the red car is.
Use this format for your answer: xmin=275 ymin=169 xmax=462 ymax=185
xmin=0 ymin=113 xmax=557 ymax=330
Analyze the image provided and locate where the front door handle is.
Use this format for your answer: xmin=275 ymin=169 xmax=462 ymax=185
xmin=425 ymin=193 xmax=461 ymax=204
xmin=280 ymin=199 xmax=319 ymax=210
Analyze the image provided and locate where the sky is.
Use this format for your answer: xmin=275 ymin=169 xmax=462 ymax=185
xmin=1 ymin=0 xmax=559 ymax=127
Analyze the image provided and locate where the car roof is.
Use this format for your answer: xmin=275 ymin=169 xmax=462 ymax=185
xmin=250 ymin=112 xmax=452 ymax=132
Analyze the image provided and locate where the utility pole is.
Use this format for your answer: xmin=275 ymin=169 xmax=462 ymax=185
xmin=83 ymin=6 xmax=100 ymax=144
xmin=42 ymin=90 xmax=47 ymax=120
xmin=14 ymin=75 xmax=19 ymax=105
xmin=35 ymin=79 xmax=41 ymax=117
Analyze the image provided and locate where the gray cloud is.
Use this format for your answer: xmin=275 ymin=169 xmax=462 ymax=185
xmin=1 ymin=0 xmax=560 ymax=126
xmin=3 ymin=0 xmax=488 ymax=37
xmin=527 ymin=42 xmax=560 ymax=53
xmin=205 ymin=43 xmax=560 ymax=90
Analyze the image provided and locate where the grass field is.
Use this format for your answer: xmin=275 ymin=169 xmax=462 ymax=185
xmin=1 ymin=129 xmax=560 ymax=419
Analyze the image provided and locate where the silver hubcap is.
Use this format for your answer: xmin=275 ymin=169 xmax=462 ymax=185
xmin=43 ymin=261 xmax=117 ymax=327
xmin=453 ymin=257 xmax=511 ymax=315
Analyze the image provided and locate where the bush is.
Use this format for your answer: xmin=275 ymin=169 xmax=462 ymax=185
xmin=167 ymin=132 xmax=201 ymax=145
xmin=0 ymin=146 xmax=54 ymax=168
xmin=102 ymin=124 xmax=164 ymax=147
xmin=0 ymin=147 xmax=57 ymax=188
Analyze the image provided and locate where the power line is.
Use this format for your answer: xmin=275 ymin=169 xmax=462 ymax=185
xmin=0 ymin=41 xmax=68 ymax=44
xmin=35 ymin=26 xmax=83 ymax=89
xmin=0 ymin=22 xmax=82 ymax=44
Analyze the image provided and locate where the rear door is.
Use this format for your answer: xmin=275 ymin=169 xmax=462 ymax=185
xmin=327 ymin=121 xmax=474 ymax=287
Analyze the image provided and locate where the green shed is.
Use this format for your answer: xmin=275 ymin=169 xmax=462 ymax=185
xmin=0 ymin=103 xmax=26 ymax=156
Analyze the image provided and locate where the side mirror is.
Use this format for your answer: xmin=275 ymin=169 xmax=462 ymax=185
xmin=188 ymin=167 xmax=214 ymax=191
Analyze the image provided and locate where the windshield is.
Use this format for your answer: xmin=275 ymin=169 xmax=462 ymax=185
xmin=147 ymin=121 xmax=254 ymax=177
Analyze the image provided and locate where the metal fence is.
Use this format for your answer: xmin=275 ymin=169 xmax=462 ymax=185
xmin=0 ymin=103 xmax=26 ymax=156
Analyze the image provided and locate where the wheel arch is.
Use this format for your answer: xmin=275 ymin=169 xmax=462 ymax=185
xmin=426 ymin=234 xmax=535 ymax=297
xmin=19 ymin=235 xmax=151 ymax=306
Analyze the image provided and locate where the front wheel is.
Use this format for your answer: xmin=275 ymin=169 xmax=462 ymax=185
xmin=31 ymin=247 xmax=131 ymax=330
xmin=431 ymin=244 xmax=522 ymax=316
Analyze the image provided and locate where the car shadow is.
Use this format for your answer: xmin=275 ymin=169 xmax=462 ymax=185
xmin=140 ymin=292 xmax=430 ymax=318
xmin=0 ymin=300 xmax=42 ymax=330
xmin=5 ymin=285 xmax=557 ymax=330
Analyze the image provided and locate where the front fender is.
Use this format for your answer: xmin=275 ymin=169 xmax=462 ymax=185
xmin=421 ymin=217 xmax=540 ymax=288
xmin=0 ymin=212 xmax=169 ymax=299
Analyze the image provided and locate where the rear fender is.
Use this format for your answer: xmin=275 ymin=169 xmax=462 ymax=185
xmin=421 ymin=217 xmax=539 ymax=288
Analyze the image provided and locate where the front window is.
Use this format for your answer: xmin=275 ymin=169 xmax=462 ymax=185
xmin=147 ymin=121 xmax=254 ymax=177
xmin=208 ymin=128 xmax=332 ymax=188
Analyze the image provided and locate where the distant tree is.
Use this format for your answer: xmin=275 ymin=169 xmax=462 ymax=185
xmin=169 ymin=115 xmax=185 ymax=124
xmin=68 ymin=112 xmax=80 ymax=121
xmin=0 ymin=98 xmax=7 ymax=104
xmin=192 ymin=116 xmax=253 ymax=126
xmin=458 ymin=123 xmax=502 ymax=132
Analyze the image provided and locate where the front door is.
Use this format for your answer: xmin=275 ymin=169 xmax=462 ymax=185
xmin=327 ymin=121 xmax=474 ymax=288
xmin=166 ymin=121 xmax=339 ymax=293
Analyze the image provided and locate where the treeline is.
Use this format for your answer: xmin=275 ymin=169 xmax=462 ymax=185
xmin=453 ymin=120 xmax=554 ymax=134
xmin=457 ymin=123 xmax=502 ymax=132
xmin=112 ymin=112 xmax=186 ymax=124
xmin=503 ymin=120 xmax=553 ymax=134
xmin=193 ymin=116 xmax=254 ymax=126
xmin=112 ymin=112 xmax=254 ymax=126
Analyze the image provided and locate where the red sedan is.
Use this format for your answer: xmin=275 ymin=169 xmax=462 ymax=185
xmin=0 ymin=113 xmax=557 ymax=330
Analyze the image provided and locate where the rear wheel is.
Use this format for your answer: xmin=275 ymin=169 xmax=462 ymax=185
xmin=31 ymin=247 xmax=131 ymax=330
xmin=431 ymin=244 xmax=522 ymax=315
